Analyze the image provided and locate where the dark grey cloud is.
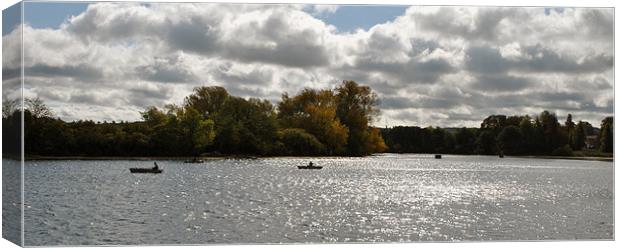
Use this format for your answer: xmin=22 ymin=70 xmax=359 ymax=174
xmin=2 ymin=67 xmax=20 ymax=80
xmin=465 ymin=45 xmax=613 ymax=75
xmin=127 ymin=87 xmax=172 ymax=108
xmin=25 ymin=63 xmax=103 ymax=80
xmin=530 ymin=91 xmax=585 ymax=103
xmin=223 ymin=41 xmax=330 ymax=68
xmin=166 ymin=20 xmax=219 ymax=55
xmin=381 ymin=95 xmax=461 ymax=110
xmin=518 ymin=45 xmax=613 ymax=74
xmin=415 ymin=96 xmax=461 ymax=109
xmin=69 ymin=93 xmax=107 ymax=105
xmin=462 ymin=91 xmax=613 ymax=117
xmin=465 ymin=46 xmax=511 ymax=74
xmin=448 ymin=112 xmax=487 ymax=122
xmin=408 ymin=38 xmax=440 ymax=57
xmin=213 ymin=67 xmax=274 ymax=87
xmin=381 ymin=96 xmax=414 ymax=110
xmin=357 ymin=57 xmax=455 ymax=84
xmin=470 ymin=74 xmax=532 ymax=92
xmin=135 ymin=57 xmax=198 ymax=83
xmin=580 ymin=8 xmax=614 ymax=40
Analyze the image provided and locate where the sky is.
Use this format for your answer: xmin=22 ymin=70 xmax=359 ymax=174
xmin=1 ymin=2 xmax=614 ymax=128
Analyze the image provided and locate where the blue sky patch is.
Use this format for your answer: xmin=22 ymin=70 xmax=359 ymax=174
xmin=23 ymin=2 xmax=88 ymax=30
xmin=310 ymin=5 xmax=408 ymax=33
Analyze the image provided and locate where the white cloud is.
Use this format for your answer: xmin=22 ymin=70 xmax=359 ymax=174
xmin=311 ymin=5 xmax=339 ymax=16
xmin=2 ymin=3 xmax=613 ymax=127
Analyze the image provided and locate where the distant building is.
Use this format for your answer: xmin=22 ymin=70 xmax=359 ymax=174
xmin=585 ymin=135 xmax=599 ymax=149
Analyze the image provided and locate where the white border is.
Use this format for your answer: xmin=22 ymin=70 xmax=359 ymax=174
xmin=0 ymin=1 xmax=617 ymax=248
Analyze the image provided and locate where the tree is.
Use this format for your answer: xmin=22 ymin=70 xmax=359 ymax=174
xmin=277 ymin=89 xmax=349 ymax=155
xmin=335 ymin=80 xmax=383 ymax=156
xmin=475 ymin=130 xmax=497 ymax=155
xmin=519 ymin=116 xmax=541 ymax=154
xmin=185 ymin=86 xmax=229 ymax=118
xmin=365 ymin=127 xmax=388 ymax=154
xmin=178 ymin=107 xmax=216 ymax=157
xmin=278 ymin=128 xmax=325 ymax=155
xmin=600 ymin=117 xmax=613 ymax=153
xmin=497 ymin=126 xmax=522 ymax=155
xmin=25 ymin=97 xmax=53 ymax=118
xmin=572 ymin=121 xmax=586 ymax=151
xmin=481 ymin=115 xmax=507 ymax=131
xmin=538 ymin=110 xmax=566 ymax=153
xmin=214 ymin=97 xmax=279 ymax=155
xmin=2 ymin=98 xmax=19 ymax=118
xmin=565 ymin=113 xmax=575 ymax=149
xmin=454 ymin=127 xmax=476 ymax=154
xmin=141 ymin=106 xmax=168 ymax=126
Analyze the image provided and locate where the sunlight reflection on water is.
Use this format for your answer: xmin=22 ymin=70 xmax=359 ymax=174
xmin=18 ymin=154 xmax=613 ymax=245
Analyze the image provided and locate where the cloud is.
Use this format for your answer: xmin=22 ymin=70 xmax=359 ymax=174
xmin=26 ymin=63 xmax=103 ymax=81
xmin=470 ymin=74 xmax=532 ymax=92
xmin=310 ymin=5 xmax=339 ymax=16
xmin=2 ymin=3 xmax=613 ymax=127
xmin=134 ymin=56 xmax=198 ymax=83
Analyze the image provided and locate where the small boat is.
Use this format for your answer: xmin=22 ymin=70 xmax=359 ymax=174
xmin=129 ymin=167 xmax=163 ymax=173
xmin=298 ymin=161 xmax=322 ymax=169
xmin=184 ymin=159 xmax=204 ymax=163
xmin=297 ymin=165 xmax=323 ymax=170
xmin=435 ymin=154 xmax=442 ymax=159
xmin=131 ymin=162 xmax=162 ymax=173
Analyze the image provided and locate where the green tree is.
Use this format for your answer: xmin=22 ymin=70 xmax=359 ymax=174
xmin=454 ymin=127 xmax=476 ymax=154
xmin=185 ymin=86 xmax=229 ymax=118
xmin=214 ymin=97 xmax=279 ymax=155
xmin=538 ymin=110 xmax=566 ymax=153
xmin=475 ymin=130 xmax=496 ymax=155
xmin=481 ymin=115 xmax=506 ymax=131
xmin=141 ymin=106 xmax=168 ymax=126
xmin=178 ymin=107 xmax=216 ymax=158
xmin=277 ymin=89 xmax=349 ymax=155
xmin=565 ymin=114 xmax=575 ymax=149
xmin=497 ymin=125 xmax=522 ymax=155
xmin=278 ymin=128 xmax=325 ymax=155
xmin=600 ymin=117 xmax=613 ymax=153
xmin=335 ymin=80 xmax=383 ymax=156
xmin=572 ymin=121 xmax=586 ymax=151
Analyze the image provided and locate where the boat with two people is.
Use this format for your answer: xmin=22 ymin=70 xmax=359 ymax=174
xmin=298 ymin=161 xmax=322 ymax=170
xmin=130 ymin=161 xmax=163 ymax=173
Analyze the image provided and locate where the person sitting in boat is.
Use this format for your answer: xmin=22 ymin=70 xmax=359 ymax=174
xmin=308 ymin=161 xmax=314 ymax=167
xmin=153 ymin=162 xmax=159 ymax=170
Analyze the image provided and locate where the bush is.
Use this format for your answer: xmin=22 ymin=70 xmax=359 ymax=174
xmin=278 ymin=128 xmax=325 ymax=155
xmin=551 ymin=145 xmax=573 ymax=156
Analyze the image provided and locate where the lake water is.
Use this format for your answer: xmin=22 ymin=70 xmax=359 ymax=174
xmin=9 ymin=154 xmax=615 ymax=245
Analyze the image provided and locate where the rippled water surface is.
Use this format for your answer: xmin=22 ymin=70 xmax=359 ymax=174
xmin=17 ymin=154 xmax=613 ymax=245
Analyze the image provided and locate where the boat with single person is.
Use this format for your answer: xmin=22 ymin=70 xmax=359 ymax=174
xmin=298 ymin=161 xmax=322 ymax=170
xmin=130 ymin=162 xmax=163 ymax=173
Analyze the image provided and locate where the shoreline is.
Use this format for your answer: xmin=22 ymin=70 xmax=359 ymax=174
xmin=513 ymin=155 xmax=613 ymax=162
xmin=12 ymin=153 xmax=614 ymax=162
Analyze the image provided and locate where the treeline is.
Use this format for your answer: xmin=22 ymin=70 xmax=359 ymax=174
xmin=381 ymin=112 xmax=613 ymax=156
xmin=3 ymin=81 xmax=387 ymax=157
